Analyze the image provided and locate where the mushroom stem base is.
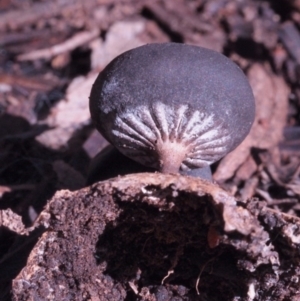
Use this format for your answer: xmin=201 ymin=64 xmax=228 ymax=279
xmin=157 ymin=141 xmax=187 ymax=174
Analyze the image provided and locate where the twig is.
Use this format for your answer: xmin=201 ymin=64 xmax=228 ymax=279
xmin=17 ymin=29 xmax=99 ymax=61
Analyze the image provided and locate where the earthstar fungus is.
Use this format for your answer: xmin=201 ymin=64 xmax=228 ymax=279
xmin=89 ymin=43 xmax=255 ymax=175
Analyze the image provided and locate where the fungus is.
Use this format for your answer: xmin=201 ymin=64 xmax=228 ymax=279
xmin=89 ymin=43 xmax=255 ymax=177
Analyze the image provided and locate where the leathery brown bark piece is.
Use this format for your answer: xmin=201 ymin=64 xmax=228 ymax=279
xmin=11 ymin=173 xmax=300 ymax=301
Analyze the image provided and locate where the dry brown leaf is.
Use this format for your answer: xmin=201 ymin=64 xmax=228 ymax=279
xmin=214 ymin=63 xmax=290 ymax=182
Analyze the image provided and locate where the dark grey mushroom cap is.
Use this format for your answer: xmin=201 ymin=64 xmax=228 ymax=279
xmin=90 ymin=43 xmax=255 ymax=173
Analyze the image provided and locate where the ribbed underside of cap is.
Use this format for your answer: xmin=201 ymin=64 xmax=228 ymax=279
xmin=110 ymin=102 xmax=231 ymax=171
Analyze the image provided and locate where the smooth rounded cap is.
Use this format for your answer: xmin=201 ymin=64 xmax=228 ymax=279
xmin=90 ymin=43 xmax=255 ymax=173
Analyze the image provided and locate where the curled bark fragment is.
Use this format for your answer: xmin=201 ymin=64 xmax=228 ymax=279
xmin=12 ymin=173 xmax=300 ymax=301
